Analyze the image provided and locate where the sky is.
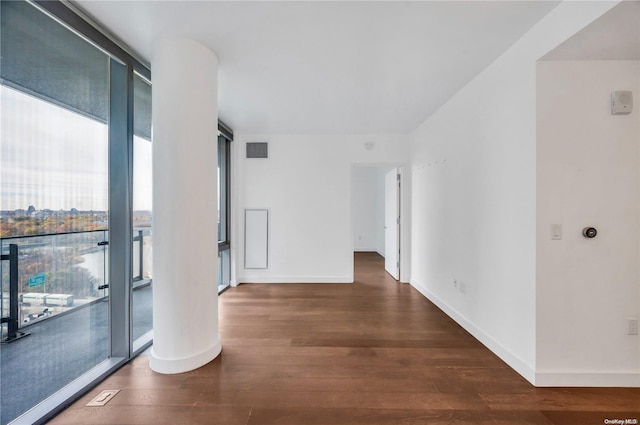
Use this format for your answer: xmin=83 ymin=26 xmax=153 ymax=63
xmin=1 ymin=85 xmax=152 ymax=212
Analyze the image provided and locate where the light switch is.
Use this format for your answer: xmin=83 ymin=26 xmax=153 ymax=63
xmin=551 ymin=224 xmax=562 ymax=240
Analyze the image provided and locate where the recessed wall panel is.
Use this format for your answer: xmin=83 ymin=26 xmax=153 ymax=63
xmin=245 ymin=209 xmax=268 ymax=269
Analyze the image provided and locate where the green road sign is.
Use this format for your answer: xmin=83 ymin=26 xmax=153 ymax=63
xmin=29 ymin=273 xmax=46 ymax=287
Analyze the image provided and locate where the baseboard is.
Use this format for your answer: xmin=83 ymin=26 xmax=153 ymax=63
xmin=238 ymin=276 xmax=353 ymax=284
xmin=353 ymin=249 xmax=385 ymax=257
xmin=535 ymin=371 xmax=640 ymax=387
xmin=149 ymin=336 xmax=222 ymax=374
xmin=410 ymin=278 xmax=536 ymax=385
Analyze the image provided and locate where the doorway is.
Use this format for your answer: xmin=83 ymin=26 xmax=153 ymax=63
xmin=351 ymin=166 xmax=401 ymax=280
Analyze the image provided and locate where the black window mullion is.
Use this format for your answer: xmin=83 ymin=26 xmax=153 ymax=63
xmin=225 ymin=137 xmax=231 ymax=246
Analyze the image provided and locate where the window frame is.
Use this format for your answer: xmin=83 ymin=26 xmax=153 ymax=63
xmin=217 ymin=127 xmax=233 ymax=293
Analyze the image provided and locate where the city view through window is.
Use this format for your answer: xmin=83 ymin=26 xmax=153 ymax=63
xmin=0 ymin=2 xmax=154 ymax=422
xmin=0 ymin=85 xmax=152 ymax=330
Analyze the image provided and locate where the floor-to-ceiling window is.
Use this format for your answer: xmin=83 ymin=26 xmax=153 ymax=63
xmin=132 ymin=74 xmax=153 ymax=350
xmin=0 ymin=2 xmax=150 ymax=423
xmin=218 ymin=126 xmax=232 ymax=293
xmin=0 ymin=2 xmax=111 ymax=423
xmin=0 ymin=2 xmax=232 ymax=422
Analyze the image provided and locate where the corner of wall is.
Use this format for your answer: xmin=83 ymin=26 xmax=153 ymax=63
xmin=410 ymin=278 xmax=536 ymax=385
xmin=408 ymin=0 xmax=622 ymax=388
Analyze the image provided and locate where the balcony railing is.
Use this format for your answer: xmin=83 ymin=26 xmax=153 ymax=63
xmin=0 ymin=228 xmax=152 ymax=341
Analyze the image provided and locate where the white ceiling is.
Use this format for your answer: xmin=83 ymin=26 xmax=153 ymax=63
xmin=542 ymin=1 xmax=640 ymax=61
xmin=74 ymin=1 xmax=560 ymax=134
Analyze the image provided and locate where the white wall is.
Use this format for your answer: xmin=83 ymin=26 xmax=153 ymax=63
xmin=235 ymin=135 xmax=410 ymax=284
xmin=536 ymin=60 xmax=640 ymax=386
xmin=408 ymin=1 xmax=618 ymax=384
xmin=352 ymin=167 xmax=379 ymax=251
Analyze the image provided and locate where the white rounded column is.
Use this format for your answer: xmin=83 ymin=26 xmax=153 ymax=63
xmin=150 ymin=37 xmax=221 ymax=374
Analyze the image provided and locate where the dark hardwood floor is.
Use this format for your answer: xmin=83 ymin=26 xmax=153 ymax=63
xmin=50 ymin=252 xmax=639 ymax=424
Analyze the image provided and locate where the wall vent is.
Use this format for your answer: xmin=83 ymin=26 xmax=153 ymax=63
xmin=246 ymin=142 xmax=268 ymax=159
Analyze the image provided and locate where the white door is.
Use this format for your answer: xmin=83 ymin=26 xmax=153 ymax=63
xmin=384 ymin=168 xmax=400 ymax=280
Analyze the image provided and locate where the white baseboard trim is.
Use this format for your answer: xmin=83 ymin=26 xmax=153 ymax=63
xmin=149 ymin=336 xmax=222 ymax=374
xmin=410 ymin=279 xmax=536 ymax=385
xmin=238 ymin=276 xmax=353 ymax=284
xmin=352 ymin=249 xmax=385 ymax=257
xmin=535 ymin=371 xmax=640 ymax=387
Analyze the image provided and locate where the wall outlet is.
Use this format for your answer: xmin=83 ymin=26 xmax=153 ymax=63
xmin=628 ymin=318 xmax=638 ymax=335
xmin=453 ymin=279 xmax=458 ymax=289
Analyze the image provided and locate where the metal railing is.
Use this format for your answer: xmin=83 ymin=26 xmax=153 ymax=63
xmin=0 ymin=228 xmax=152 ymax=341
xmin=133 ymin=229 xmax=152 ymax=284
xmin=0 ymin=244 xmax=29 ymax=343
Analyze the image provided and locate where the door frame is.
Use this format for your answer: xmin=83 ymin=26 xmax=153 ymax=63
xmin=350 ymin=163 xmax=410 ymax=283
xmin=384 ymin=167 xmax=401 ymax=280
